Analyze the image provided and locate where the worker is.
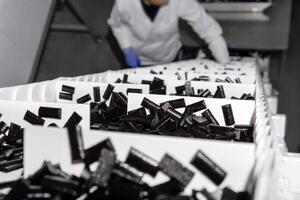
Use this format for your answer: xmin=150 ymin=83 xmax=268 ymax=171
xmin=108 ymin=0 xmax=230 ymax=68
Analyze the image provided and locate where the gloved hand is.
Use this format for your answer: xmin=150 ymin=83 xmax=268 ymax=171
xmin=124 ymin=49 xmax=141 ymax=68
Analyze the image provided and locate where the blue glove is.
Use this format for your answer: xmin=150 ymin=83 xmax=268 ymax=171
xmin=124 ymin=49 xmax=141 ymax=68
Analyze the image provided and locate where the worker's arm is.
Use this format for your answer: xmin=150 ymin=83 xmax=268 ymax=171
xmin=177 ymin=0 xmax=230 ymax=64
xmin=107 ymin=2 xmax=132 ymax=50
xmin=108 ymin=3 xmax=141 ymax=67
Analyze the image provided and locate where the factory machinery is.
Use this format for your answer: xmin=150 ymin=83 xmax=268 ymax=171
xmin=0 ymin=57 xmax=298 ymax=200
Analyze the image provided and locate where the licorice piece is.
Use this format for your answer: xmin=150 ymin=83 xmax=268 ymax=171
xmin=4 ymin=179 xmax=30 ymax=200
xmin=0 ymin=162 xmax=23 ymax=173
xmin=84 ymin=138 xmax=114 ymax=165
xmin=192 ymin=115 xmax=209 ymax=126
xmin=202 ymin=109 xmax=219 ymax=125
xmin=160 ymin=98 xmax=186 ymax=109
xmin=0 ymin=121 xmax=9 ymax=134
xmin=159 ymin=154 xmax=195 ymax=188
xmin=186 ymin=100 xmax=207 ymax=112
xmin=103 ymin=84 xmax=114 ymax=100
xmin=93 ymin=87 xmax=101 ymax=102
xmin=209 ymin=124 xmax=236 ymax=136
xmin=67 ymin=126 xmax=85 ymax=163
xmin=214 ymin=85 xmax=226 ymax=98
xmin=125 ymin=147 xmax=159 ymax=177
xmin=151 ymin=77 xmax=164 ymax=91
xmin=150 ymin=70 xmax=158 ymax=75
xmin=77 ymin=94 xmax=92 ymax=104
xmin=184 ymin=81 xmax=194 ymax=96
xmin=115 ymin=78 xmax=122 ymax=83
xmin=29 ymin=161 xmax=71 ymax=185
xmin=38 ymin=107 xmax=62 ymax=119
xmin=141 ymin=80 xmax=152 ymax=85
xmin=48 ymin=123 xmax=58 ymax=127
xmin=153 ymin=179 xmax=183 ymax=196
xmin=127 ymin=88 xmax=143 ymax=94
xmin=191 ymin=150 xmax=227 ymax=186
xmin=41 ymin=175 xmax=79 ymax=196
xmin=225 ymin=77 xmax=235 ymax=83
xmin=199 ymin=89 xmax=211 ymax=97
xmin=59 ymin=92 xmax=73 ymax=101
xmin=61 ymin=85 xmax=75 ymax=94
xmin=90 ymin=149 xmax=116 ymax=187
xmin=63 ymin=112 xmax=82 ymax=128
xmin=235 ymin=78 xmax=242 ymax=83
xmin=141 ymin=97 xmax=160 ymax=111
xmin=113 ymin=161 xmax=144 ymax=184
xmin=222 ymin=104 xmax=235 ymax=126
xmin=122 ymin=74 xmax=129 ymax=83
xmin=128 ymin=107 xmax=147 ymax=118
xmin=175 ymin=85 xmax=185 ymax=95
xmin=23 ymin=110 xmax=45 ymax=126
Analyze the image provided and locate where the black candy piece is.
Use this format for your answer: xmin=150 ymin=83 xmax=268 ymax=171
xmin=93 ymin=87 xmax=101 ymax=102
xmin=89 ymin=149 xmax=116 ymax=187
xmin=127 ymin=88 xmax=143 ymax=95
xmin=202 ymin=109 xmax=219 ymax=125
xmin=63 ymin=112 xmax=82 ymax=128
xmin=38 ymin=107 xmax=62 ymax=119
xmin=113 ymin=161 xmax=144 ymax=184
xmin=0 ymin=162 xmax=23 ymax=173
xmin=191 ymin=150 xmax=227 ymax=186
xmin=175 ymin=85 xmax=185 ymax=95
xmin=193 ymin=188 xmax=216 ymax=200
xmin=125 ymin=147 xmax=159 ymax=177
xmin=222 ymin=104 xmax=235 ymax=126
xmin=6 ymin=123 xmax=22 ymax=144
xmin=141 ymin=80 xmax=152 ymax=85
xmin=59 ymin=92 xmax=73 ymax=101
xmin=214 ymin=85 xmax=226 ymax=99
xmin=48 ymin=123 xmax=59 ymax=127
xmin=225 ymin=77 xmax=235 ymax=83
xmin=4 ymin=179 xmax=30 ymax=200
xmin=29 ymin=161 xmax=71 ymax=185
xmin=77 ymin=94 xmax=92 ymax=104
xmin=67 ymin=126 xmax=85 ymax=164
xmin=187 ymin=100 xmax=207 ymax=112
xmin=185 ymin=81 xmax=194 ymax=96
xmin=199 ymin=89 xmax=211 ymax=97
xmin=23 ymin=110 xmax=45 ymax=126
xmin=84 ymin=138 xmax=114 ymax=165
xmin=159 ymin=154 xmax=195 ymax=188
xmin=235 ymin=78 xmax=242 ymax=83
xmin=160 ymin=98 xmax=186 ymax=109
xmin=0 ymin=121 xmax=9 ymax=135
xmin=123 ymin=74 xmax=129 ymax=83
xmin=61 ymin=85 xmax=75 ymax=94
xmin=128 ymin=107 xmax=147 ymax=118
xmin=109 ymin=173 xmax=150 ymax=200
xmin=153 ymin=179 xmax=183 ymax=197
xmin=103 ymin=84 xmax=114 ymax=100
xmin=141 ymin=97 xmax=160 ymax=111
xmin=209 ymin=124 xmax=236 ymax=136
xmin=41 ymin=175 xmax=80 ymax=196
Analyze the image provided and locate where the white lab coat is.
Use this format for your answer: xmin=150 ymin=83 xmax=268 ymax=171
xmin=108 ymin=0 xmax=230 ymax=65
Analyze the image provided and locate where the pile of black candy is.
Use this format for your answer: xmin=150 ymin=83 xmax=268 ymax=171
xmin=173 ymin=81 xmax=254 ymax=100
xmin=90 ymin=85 xmax=253 ymax=142
xmin=2 ymin=131 xmax=248 ymax=200
xmin=0 ymin=120 xmax=23 ymax=173
xmin=0 ymin=106 xmax=83 ymax=174
xmin=115 ymin=74 xmax=167 ymax=95
xmin=191 ymin=76 xmax=243 ymax=84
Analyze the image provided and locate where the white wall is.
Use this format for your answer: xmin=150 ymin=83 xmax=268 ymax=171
xmin=0 ymin=0 xmax=54 ymax=87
